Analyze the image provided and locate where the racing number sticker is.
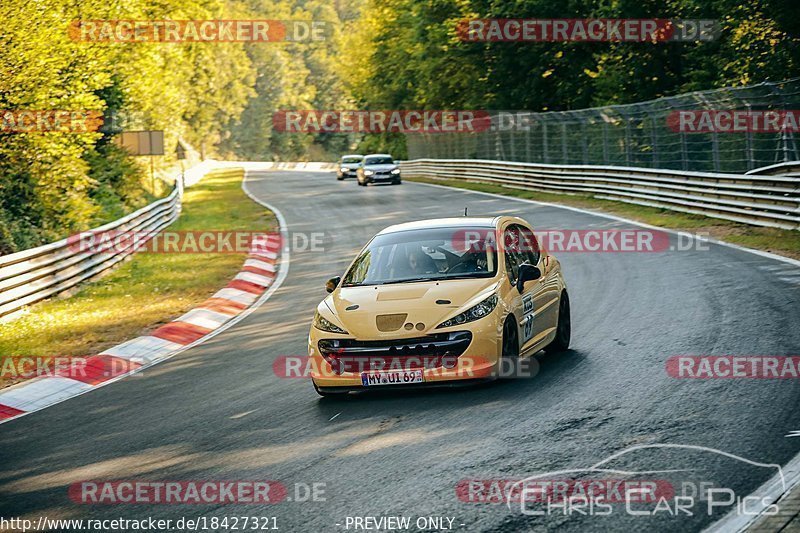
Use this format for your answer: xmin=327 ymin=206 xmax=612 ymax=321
xmin=522 ymin=294 xmax=534 ymax=342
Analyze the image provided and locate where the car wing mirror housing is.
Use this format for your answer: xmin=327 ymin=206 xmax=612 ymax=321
xmin=326 ymin=276 xmax=341 ymax=293
xmin=516 ymin=264 xmax=541 ymax=292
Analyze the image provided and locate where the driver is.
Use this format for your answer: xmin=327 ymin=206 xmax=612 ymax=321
xmin=407 ymin=248 xmax=437 ymax=274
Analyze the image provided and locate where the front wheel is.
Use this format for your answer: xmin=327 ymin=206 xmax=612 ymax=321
xmin=502 ymin=316 xmax=519 ymax=359
xmin=544 ymin=291 xmax=571 ymax=354
xmin=336 ymin=176 xmax=344 ymax=181
xmin=497 ymin=316 xmax=520 ymax=378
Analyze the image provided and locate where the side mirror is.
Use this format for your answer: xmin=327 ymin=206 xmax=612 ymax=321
xmin=326 ymin=276 xmax=341 ymax=293
xmin=516 ymin=264 xmax=541 ymax=293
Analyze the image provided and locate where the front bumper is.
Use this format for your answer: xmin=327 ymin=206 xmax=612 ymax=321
xmin=309 ymin=317 xmax=501 ymax=388
xmin=363 ymin=172 xmax=400 ymax=182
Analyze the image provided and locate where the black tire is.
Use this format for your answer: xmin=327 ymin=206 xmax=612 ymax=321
xmin=336 ymin=176 xmax=344 ymax=181
xmin=358 ymin=179 xmax=366 ymax=186
xmin=497 ymin=316 xmax=520 ymax=379
xmin=502 ymin=316 xmax=519 ymax=359
xmin=545 ymin=291 xmax=571 ymax=354
xmin=393 ymin=179 xmax=402 ymax=185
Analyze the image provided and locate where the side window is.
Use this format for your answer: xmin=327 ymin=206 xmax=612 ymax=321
xmin=518 ymin=226 xmax=540 ymax=266
xmin=504 ymin=225 xmax=540 ymax=284
xmin=503 ymin=226 xmax=523 ymax=284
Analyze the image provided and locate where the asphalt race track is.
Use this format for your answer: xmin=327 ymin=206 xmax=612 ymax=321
xmin=1 ymin=169 xmax=799 ymax=532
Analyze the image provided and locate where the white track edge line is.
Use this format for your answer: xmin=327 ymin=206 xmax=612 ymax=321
xmin=703 ymin=452 xmax=800 ymax=532
xmin=0 ymin=167 xmax=290 ymax=426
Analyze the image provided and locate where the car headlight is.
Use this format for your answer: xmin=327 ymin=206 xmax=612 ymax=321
xmin=364 ymin=170 xmax=374 ymax=176
xmin=340 ymin=167 xmax=348 ymax=172
xmin=391 ymin=168 xmax=400 ymax=174
xmin=436 ymin=294 xmax=498 ymax=328
xmin=314 ymin=311 xmax=348 ymax=334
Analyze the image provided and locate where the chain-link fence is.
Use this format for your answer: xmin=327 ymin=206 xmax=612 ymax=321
xmin=405 ymin=78 xmax=800 ymax=173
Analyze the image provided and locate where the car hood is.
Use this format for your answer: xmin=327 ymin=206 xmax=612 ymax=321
xmin=363 ymin=164 xmax=397 ymax=172
xmin=326 ymin=278 xmax=498 ymax=338
xmin=341 ymin=164 xmax=361 ymax=169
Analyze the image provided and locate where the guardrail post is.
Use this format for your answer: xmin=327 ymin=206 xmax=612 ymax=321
xmin=542 ymin=123 xmax=549 ymax=164
xmin=582 ymin=123 xmax=589 ymax=165
xmin=650 ymin=116 xmax=659 ymax=169
xmin=624 ymin=121 xmax=632 ymax=165
xmin=680 ymin=131 xmax=689 ymax=171
xmin=525 ymin=123 xmax=532 ymax=162
xmin=745 ymin=102 xmax=755 ymax=170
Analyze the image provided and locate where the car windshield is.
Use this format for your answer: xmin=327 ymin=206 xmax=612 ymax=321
xmin=342 ymin=227 xmax=498 ymax=286
xmin=364 ymin=156 xmax=393 ymax=165
xmin=342 ymin=157 xmax=362 ymax=164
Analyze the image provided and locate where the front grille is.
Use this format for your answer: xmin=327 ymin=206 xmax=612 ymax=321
xmin=318 ymin=331 xmax=472 ymax=373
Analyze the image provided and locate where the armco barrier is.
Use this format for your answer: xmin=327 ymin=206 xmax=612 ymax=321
xmin=746 ymin=161 xmax=800 ymax=178
xmin=0 ymin=160 xmax=215 ymax=321
xmin=261 ymin=161 xmax=337 ymax=171
xmin=400 ymin=159 xmax=800 ymax=230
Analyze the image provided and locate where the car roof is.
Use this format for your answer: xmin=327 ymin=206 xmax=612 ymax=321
xmin=379 ymin=217 xmax=500 ymax=234
xmin=364 ymin=153 xmax=392 ymax=158
xmin=341 ymin=154 xmax=363 ymax=158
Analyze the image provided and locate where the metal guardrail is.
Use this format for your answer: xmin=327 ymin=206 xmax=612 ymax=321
xmin=746 ymin=161 xmax=800 ymax=177
xmin=0 ymin=177 xmax=188 ymax=321
xmin=400 ymin=159 xmax=800 ymax=230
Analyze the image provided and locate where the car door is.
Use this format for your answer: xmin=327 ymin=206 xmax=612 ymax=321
xmin=503 ymin=223 xmax=551 ymax=355
xmin=522 ymin=224 xmax=560 ymax=342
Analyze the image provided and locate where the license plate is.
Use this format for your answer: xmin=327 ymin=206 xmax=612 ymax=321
xmin=361 ymin=370 xmax=423 ymax=386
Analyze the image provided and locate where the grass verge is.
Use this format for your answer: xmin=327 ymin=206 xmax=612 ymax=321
xmin=0 ymin=167 xmax=275 ymax=387
xmin=406 ymin=176 xmax=800 ymax=259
